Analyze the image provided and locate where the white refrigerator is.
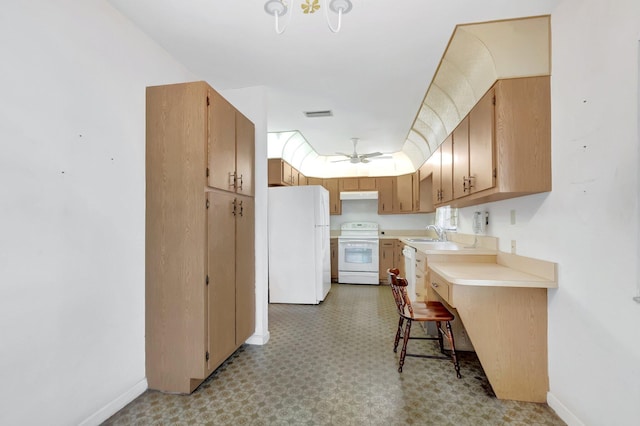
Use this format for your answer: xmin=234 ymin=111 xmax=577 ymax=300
xmin=268 ymin=185 xmax=331 ymax=304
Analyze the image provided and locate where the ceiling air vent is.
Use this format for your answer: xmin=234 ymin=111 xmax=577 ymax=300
xmin=304 ymin=110 xmax=333 ymax=118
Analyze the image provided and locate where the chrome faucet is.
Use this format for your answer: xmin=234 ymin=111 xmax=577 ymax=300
xmin=426 ymin=224 xmax=447 ymax=242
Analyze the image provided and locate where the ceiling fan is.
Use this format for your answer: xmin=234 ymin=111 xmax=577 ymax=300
xmin=332 ymin=138 xmax=391 ymax=164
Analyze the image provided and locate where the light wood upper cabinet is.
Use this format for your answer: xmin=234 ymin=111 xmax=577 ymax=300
xmin=339 ymin=177 xmax=376 ymax=191
xmin=452 ymin=117 xmax=470 ymax=199
xmin=235 ymin=111 xmax=255 ymax=197
xmin=208 ymin=91 xmax=255 ymax=196
xmin=452 ymin=76 xmax=550 ymax=207
xmin=306 ymin=177 xmax=340 ymax=214
xmin=323 ymin=178 xmax=341 ymax=215
xmin=412 ymin=171 xmax=420 ymax=211
xmin=431 ymin=135 xmax=454 ymax=205
xmin=395 ymin=173 xmax=414 ymax=213
xmin=377 ymin=177 xmax=395 ymax=213
xmin=428 ymin=76 xmax=550 ymax=208
xmin=268 ymin=158 xmax=305 ymax=186
xmin=297 ymin=172 xmax=307 ymax=186
xmin=468 ymin=87 xmax=495 ymax=194
xmin=208 ymin=91 xmax=236 ymax=193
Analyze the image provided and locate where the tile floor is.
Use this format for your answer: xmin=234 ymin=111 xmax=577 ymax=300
xmin=104 ymin=284 xmax=565 ymax=425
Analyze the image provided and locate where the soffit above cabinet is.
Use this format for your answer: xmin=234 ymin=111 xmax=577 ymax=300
xmin=405 ymin=15 xmax=551 ymax=169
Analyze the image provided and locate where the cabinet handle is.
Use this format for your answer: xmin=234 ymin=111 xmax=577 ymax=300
xmin=416 ymin=274 xmax=422 ymax=279
xmin=237 ymin=174 xmax=243 ymax=190
xmin=432 ymin=282 xmax=439 ymax=288
xmin=229 ymin=172 xmax=237 ymax=189
xmin=232 ymin=199 xmax=237 ymax=216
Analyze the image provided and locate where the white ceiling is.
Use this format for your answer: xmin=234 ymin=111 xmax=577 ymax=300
xmin=108 ymin=0 xmax=558 ymax=173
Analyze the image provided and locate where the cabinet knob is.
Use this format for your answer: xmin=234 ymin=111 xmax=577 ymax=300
xmin=432 ymin=282 xmax=439 ymax=288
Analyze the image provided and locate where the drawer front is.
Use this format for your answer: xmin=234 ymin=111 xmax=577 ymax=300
xmin=430 ymin=272 xmax=451 ymax=306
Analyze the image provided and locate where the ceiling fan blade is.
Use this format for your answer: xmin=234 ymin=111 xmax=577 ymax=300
xmin=335 ymin=152 xmax=351 ymax=157
xmin=360 ymin=152 xmax=383 ymax=158
xmin=330 ymin=158 xmax=351 ymax=163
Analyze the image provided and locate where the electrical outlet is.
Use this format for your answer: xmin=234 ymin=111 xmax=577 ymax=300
xmin=510 ymin=209 xmax=516 ymax=225
xmin=511 ymin=240 xmax=517 ymax=254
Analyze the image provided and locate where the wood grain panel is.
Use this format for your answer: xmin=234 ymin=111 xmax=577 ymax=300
xmin=235 ymin=195 xmax=255 ymax=345
xmin=495 ymin=77 xmax=551 ymax=193
xmin=235 ymin=111 xmax=255 ymax=196
xmin=395 ymin=174 xmax=413 ymax=212
xmin=207 ymin=191 xmax=237 ymax=370
xmin=452 ymin=284 xmax=549 ymax=402
xmin=469 ymin=87 xmax=496 ymax=193
xmin=452 ymin=117 xmax=469 ymax=199
xmin=377 ymin=177 xmax=394 ymax=213
xmin=440 ymin=135 xmax=454 ymax=203
xmin=146 ymin=82 xmax=208 ymax=393
xmin=208 ymin=91 xmax=236 ymax=192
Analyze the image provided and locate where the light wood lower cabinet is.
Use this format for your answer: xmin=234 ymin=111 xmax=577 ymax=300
xmin=330 ymin=238 xmax=338 ymax=282
xmin=379 ymin=239 xmax=396 ymax=282
xmin=146 ymin=81 xmax=255 ymax=394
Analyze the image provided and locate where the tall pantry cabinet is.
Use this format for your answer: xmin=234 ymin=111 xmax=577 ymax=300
xmin=146 ymin=81 xmax=255 ymax=394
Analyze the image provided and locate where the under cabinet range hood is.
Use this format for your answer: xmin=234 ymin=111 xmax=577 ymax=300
xmin=340 ymin=191 xmax=378 ymax=200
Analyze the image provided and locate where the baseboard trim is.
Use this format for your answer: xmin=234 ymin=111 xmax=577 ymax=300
xmin=79 ymin=378 xmax=148 ymax=426
xmin=246 ymin=331 xmax=270 ymax=345
xmin=547 ymin=392 xmax=584 ymax=426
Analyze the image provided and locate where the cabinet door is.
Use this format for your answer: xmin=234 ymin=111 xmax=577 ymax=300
xmin=297 ymin=172 xmax=307 ymax=186
xmin=412 ymin=171 xmax=420 ymax=211
xmin=394 ymin=240 xmax=405 ymax=278
xmin=208 ymin=91 xmax=237 ymax=192
xmin=235 ymin=111 xmax=255 ymax=196
xmin=359 ymin=178 xmax=377 ymax=190
xmin=207 ymin=191 xmax=237 ymax=371
xmin=377 ymin=177 xmax=395 ymax=213
xmin=307 ymin=177 xmax=323 ymax=186
xmin=469 ymin=87 xmax=496 ymax=193
xmin=340 ymin=177 xmax=359 ymax=191
xmin=452 ymin=116 xmax=470 ymax=199
xmin=323 ymin=179 xmax=341 ymax=214
xmin=235 ymin=195 xmax=255 ymax=345
xmin=330 ymin=239 xmax=338 ymax=281
xmin=283 ymin=161 xmax=294 ymax=185
xmin=428 ymin=146 xmax=442 ymax=206
xmin=395 ymin=174 xmax=413 ymax=213
xmin=440 ymin=135 xmax=453 ymax=203
xmin=379 ymin=241 xmax=395 ymax=281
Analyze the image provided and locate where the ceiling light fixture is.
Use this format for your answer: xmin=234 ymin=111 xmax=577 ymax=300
xmin=264 ymin=0 xmax=352 ymax=34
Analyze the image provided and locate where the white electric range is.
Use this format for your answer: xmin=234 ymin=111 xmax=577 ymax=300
xmin=337 ymin=222 xmax=380 ymax=285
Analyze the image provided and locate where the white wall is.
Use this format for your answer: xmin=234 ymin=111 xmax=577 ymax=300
xmin=331 ymin=200 xmax=434 ymax=232
xmin=456 ymin=1 xmax=640 ymax=424
xmin=0 ymin=1 xmax=197 ymax=425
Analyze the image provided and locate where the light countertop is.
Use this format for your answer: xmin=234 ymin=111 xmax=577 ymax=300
xmin=429 ymin=261 xmax=557 ymax=288
xmin=398 ymin=237 xmax=498 ymax=255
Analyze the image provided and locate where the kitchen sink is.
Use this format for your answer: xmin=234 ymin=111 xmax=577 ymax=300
xmin=406 ymin=238 xmax=439 ymax=242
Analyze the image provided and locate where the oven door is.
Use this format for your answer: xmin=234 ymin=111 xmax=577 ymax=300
xmin=338 ymin=239 xmax=379 ymax=272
